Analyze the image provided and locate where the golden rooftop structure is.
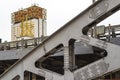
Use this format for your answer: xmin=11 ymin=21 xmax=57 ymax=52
xmin=11 ymin=5 xmax=46 ymax=24
xmin=11 ymin=5 xmax=47 ymax=41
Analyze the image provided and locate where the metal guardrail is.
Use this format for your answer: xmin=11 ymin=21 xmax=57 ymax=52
xmin=88 ymin=24 xmax=120 ymax=39
xmin=0 ymin=37 xmax=47 ymax=51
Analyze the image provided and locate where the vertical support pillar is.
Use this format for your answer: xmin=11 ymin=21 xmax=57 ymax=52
xmin=64 ymin=46 xmax=70 ymax=70
xmin=64 ymin=46 xmax=74 ymax=80
xmin=69 ymin=39 xmax=76 ymax=71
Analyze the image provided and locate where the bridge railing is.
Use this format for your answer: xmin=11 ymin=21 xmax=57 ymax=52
xmin=0 ymin=37 xmax=47 ymax=51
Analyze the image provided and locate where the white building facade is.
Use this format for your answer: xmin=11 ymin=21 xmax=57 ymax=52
xmin=11 ymin=5 xmax=47 ymax=41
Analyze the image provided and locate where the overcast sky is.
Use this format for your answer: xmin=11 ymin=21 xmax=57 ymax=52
xmin=0 ymin=0 xmax=120 ymax=42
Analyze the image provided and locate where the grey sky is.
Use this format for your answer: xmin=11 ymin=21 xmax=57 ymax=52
xmin=0 ymin=0 xmax=120 ymax=42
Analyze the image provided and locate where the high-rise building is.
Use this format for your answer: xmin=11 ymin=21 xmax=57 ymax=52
xmin=11 ymin=5 xmax=47 ymax=41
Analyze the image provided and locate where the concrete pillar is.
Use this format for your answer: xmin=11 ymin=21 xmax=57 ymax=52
xmin=64 ymin=46 xmax=69 ymax=70
xmin=64 ymin=46 xmax=74 ymax=80
xmin=69 ymin=42 xmax=76 ymax=71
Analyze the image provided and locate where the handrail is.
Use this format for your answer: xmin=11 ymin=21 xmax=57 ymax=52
xmin=0 ymin=36 xmax=47 ymax=51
